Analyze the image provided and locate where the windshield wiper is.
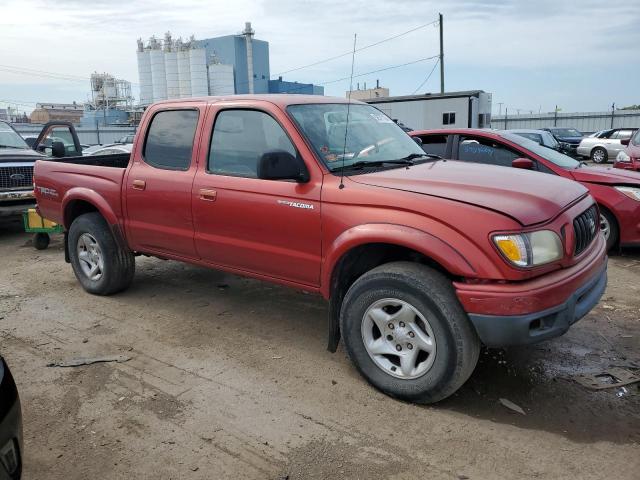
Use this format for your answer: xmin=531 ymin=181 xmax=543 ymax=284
xmin=335 ymin=153 xmax=441 ymax=172
xmin=337 ymin=159 xmax=416 ymax=171
xmin=399 ymin=152 xmax=442 ymax=161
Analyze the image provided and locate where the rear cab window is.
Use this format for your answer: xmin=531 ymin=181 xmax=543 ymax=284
xmin=143 ymin=109 xmax=199 ymax=170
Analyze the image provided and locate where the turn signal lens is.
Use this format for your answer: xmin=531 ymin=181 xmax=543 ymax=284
xmin=493 ymin=235 xmax=529 ymax=267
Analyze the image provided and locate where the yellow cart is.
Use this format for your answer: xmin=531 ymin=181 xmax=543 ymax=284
xmin=22 ymin=208 xmax=64 ymax=250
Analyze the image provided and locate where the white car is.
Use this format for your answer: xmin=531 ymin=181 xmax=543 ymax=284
xmin=87 ymin=144 xmax=132 ymax=156
xmin=576 ymin=128 xmax=637 ymax=163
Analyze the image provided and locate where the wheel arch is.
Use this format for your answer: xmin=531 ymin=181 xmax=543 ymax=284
xmin=322 ymin=224 xmax=478 ymax=352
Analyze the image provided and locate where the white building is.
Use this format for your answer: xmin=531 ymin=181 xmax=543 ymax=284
xmin=366 ymin=90 xmax=492 ymax=130
xmin=136 ymin=32 xmax=235 ymax=105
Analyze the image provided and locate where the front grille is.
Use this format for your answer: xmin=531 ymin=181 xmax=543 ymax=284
xmin=573 ymin=205 xmax=598 ymax=255
xmin=0 ymin=166 xmax=33 ymax=190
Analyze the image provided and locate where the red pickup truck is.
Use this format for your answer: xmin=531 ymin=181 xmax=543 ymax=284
xmin=34 ymin=95 xmax=607 ymax=403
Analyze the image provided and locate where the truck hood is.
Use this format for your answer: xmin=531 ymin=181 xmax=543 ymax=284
xmin=0 ymin=148 xmax=44 ymax=162
xmin=570 ymin=165 xmax=640 ymax=185
xmin=350 ymin=160 xmax=588 ymax=226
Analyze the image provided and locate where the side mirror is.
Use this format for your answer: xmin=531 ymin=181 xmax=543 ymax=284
xmin=512 ymin=158 xmax=534 ymax=170
xmin=257 ymin=150 xmax=309 ymax=182
xmin=621 ymin=139 xmax=630 ymax=146
xmin=51 ymin=141 xmax=66 ymax=158
xmin=412 ymin=136 xmax=423 ymax=145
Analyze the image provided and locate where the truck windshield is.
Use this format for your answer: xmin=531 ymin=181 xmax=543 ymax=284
xmin=500 ymin=132 xmax=581 ymax=169
xmin=0 ymin=123 xmax=29 ymax=149
xmin=287 ymin=103 xmax=426 ymax=172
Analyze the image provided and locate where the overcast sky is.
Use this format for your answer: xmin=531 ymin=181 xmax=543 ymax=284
xmin=1 ymin=0 xmax=639 ymax=114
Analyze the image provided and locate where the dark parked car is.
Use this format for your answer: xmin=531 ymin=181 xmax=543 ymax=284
xmin=508 ymin=129 xmax=572 ymax=154
xmin=1 ymin=121 xmax=82 ymax=218
xmin=411 ymin=128 xmax=640 ymax=251
xmin=0 ymin=356 xmax=22 ymax=479
xmin=542 ymin=127 xmax=583 ymax=156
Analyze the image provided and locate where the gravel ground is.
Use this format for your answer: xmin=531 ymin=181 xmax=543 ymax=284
xmin=1 ymin=217 xmax=638 ymax=479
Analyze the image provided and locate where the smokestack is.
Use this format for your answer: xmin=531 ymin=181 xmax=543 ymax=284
xmin=376 ymin=79 xmax=379 ymax=89
xmin=243 ymin=22 xmax=255 ymax=94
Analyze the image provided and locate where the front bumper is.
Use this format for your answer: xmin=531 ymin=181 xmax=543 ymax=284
xmin=454 ymin=234 xmax=607 ymax=347
xmin=0 ymin=358 xmax=22 ymax=480
xmin=467 ymin=262 xmax=606 ymax=347
xmin=0 ymin=190 xmax=35 ymax=217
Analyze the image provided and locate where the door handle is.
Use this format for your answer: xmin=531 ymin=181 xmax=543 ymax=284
xmin=199 ymin=189 xmax=217 ymax=202
xmin=132 ymin=180 xmax=146 ymax=190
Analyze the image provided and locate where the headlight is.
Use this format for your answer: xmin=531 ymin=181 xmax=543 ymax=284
xmin=615 ymin=186 xmax=640 ymax=201
xmin=616 ymin=151 xmax=631 ymax=162
xmin=493 ymin=230 xmax=563 ymax=267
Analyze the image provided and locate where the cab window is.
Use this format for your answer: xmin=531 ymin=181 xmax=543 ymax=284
xmin=208 ymin=109 xmax=296 ymax=178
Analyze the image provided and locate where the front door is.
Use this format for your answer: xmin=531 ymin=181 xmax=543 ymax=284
xmin=192 ymin=102 xmax=323 ymax=286
xmin=125 ymin=106 xmax=203 ymax=258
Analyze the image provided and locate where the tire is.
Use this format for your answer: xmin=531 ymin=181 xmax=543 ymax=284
xmin=68 ymin=212 xmax=135 ymax=295
xmin=340 ymin=261 xmax=480 ymax=404
xmin=33 ymin=233 xmax=50 ymax=250
xmin=590 ymin=147 xmax=608 ymax=164
xmin=599 ymin=207 xmax=619 ymax=252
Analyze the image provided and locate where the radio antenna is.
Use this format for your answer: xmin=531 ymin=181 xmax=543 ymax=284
xmin=339 ymin=33 xmax=357 ymax=190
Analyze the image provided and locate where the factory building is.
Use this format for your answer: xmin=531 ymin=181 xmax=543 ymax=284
xmin=366 ymin=91 xmax=493 ymax=130
xmin=136 ymin=22 xmax=323 ymax=105
xmin=137 ymin=33 xmax=235 ymax=105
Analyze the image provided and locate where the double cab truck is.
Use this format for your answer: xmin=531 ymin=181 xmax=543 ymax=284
xmin=34 ymin=95 xmax=608 ymax=403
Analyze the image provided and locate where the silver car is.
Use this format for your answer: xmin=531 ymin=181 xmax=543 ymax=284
xmin=576 ymin=128 xmax=638 ymax=163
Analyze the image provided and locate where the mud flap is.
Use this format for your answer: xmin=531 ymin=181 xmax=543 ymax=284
xmin=327 ymin=294 xmax=340 ymax=353
xmin=64 ymin=231 xmax=70 ymax=263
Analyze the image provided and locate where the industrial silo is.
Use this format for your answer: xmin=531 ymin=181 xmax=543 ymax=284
xmin=136 ymin=39 xmax=153 ymax=105
xmin=177 ymin=47 xmax=192 ymax=98
xmin=164 ymin=32 xmax=180 ymax=100
xmin=208 ymin=63 xmax=235 ymax=96
xmin=149 ymin=38 xmax=167 ymax=102
xmin=189 ymin=48 xmax=208 ymax=97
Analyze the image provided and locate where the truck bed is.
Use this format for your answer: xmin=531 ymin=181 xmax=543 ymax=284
xmin=34 ymin=154 xmax=130 ymax=226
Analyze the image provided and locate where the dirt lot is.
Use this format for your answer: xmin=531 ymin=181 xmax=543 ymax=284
xmin=1 ymin=217 xmax=639 ymax=479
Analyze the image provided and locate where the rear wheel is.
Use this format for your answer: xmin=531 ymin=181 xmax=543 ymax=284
xmin=599 ymin=207 xmax=619 ymax=251
xmin=340 ymin=262 xmax=480 ymax=404
xmin=68 ymin=212 xmax=135 ymax=295
xmin=591 ymin=147 xmax=608 ymax=164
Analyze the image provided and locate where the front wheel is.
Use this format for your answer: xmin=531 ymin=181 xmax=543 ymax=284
xmin=340 ymin=262 xmax=480 ymax=404
xmin=591 ymin=147 xmax=608 ymax=164
xmin=599 ymin=207 xmax=619 ymax=251
xmin=68 ymin=212 xmax=135 ymax=295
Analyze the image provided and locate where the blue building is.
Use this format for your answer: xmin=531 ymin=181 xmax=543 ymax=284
xmin=194 ymin=22 xmax=323 ymax=96
xmin=195 ymin=28 xmax=270 ymax=94
xmin=268 ymin=77 xmax=324 ymax=95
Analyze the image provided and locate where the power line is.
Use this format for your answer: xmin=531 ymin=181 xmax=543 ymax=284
xmin=273 ymin=18 xmax=440 ymax=77
xmin=280 ymin=55 xmax=440 ymax=94
xmin=411 ymin=58 xmax=439 ymax=94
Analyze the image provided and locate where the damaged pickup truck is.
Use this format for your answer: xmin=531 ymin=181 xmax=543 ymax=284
xmin=33 ymin=95 xmax=607 ymax=403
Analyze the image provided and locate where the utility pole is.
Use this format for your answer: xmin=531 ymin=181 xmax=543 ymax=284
xmin=554 ymin=105 xmax=558 ymax=126
xmin=504 ymin=107 xmax=508 ymax=130
xmin=610 ymin=102 xmax=615 ymax=128
xmin=439 ymin=13 xmax=444 ymax=94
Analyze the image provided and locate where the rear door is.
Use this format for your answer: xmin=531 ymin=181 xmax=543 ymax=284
xmin=191 ymin=101 xmax=323 ymax=286
xmin=124 ymin=104 xmax=205 ymax=258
